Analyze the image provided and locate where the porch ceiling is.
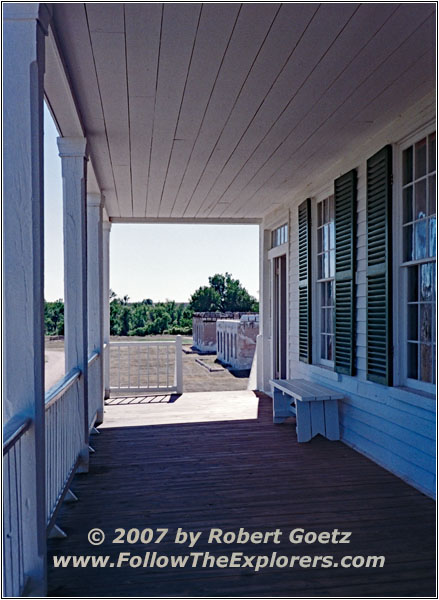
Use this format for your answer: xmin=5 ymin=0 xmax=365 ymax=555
xmin=46 ymin=3 xmax=436 ymax=221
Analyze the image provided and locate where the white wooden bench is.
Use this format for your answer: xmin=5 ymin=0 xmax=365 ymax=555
xmin=270 ymin=379 xmax=343 ymax=442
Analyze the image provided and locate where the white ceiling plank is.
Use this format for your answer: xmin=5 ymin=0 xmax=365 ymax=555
xmin=48 ymin=4 xmax=435 ymax=221
xmin=182 ymin=3 xmax=320 ymax=219
xmin=125 ymin=3 xmax=162 ymax=217
xmin=145 ymin=3 xmax=202 ymax=217
xmin=236 ymin=31 xmax=435 ymax=218
xmin=185 ymin=2 xmax=362 ymax=218
xmin=170 ymin=3 xmax=281 ymax=218
xmin=51 ymin=3 xmax=120 ymax=216
xmin=219 ymin=4 xmax=435 ymax=218
xmin=157 ymin=3 xmax=241 ymax=218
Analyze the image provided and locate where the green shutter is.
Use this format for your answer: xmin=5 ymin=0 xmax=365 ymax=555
xmin=334 ymin=169 xmax=357 ymax=375
xmin=366 ymin=145 xmax=392 ymax=385
xmin=298 ymin=198 xmax=311 ymax=363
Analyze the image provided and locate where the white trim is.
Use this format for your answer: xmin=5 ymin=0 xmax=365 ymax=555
xmin=268 ymin=243 xmax=288 ymax=260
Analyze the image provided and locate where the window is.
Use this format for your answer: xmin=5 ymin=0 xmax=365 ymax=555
xmin=402 ymin=131 xmax=436 ymax=386
xmin=317 ymin=195 xmax=335 ymax=365
xmin=271 ymin=223 xmax=288 ymax=248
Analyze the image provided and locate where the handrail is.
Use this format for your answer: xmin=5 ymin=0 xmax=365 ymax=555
xmin=3 ymin=414 xmax=32 ymax=455
xmin=45 ymin=367 xmax=81 ymax=410
xmin=110 ymin=340 xmax=176 ymax=347
xmin=88 ymin=350 xmax=100 ymax=366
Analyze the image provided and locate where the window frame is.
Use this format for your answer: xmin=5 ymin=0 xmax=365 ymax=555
xmin=311 ymin=188 xmax=336 ymax=369
xmin=393 ymin=122 xmax=436 ymax=395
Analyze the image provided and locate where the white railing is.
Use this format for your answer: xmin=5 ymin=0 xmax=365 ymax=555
xmin=87 ymin=350 xmax=101 ymax=428
xmin=45 ymin=368 xmax=83 ymax=528
xmin=3 ymin=415 xmax=32 ymax=596
xmin=110 ymin=336 xmax=183 ymax=395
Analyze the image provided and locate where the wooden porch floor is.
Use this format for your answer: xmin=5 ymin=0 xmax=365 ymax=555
xmin=47 ymin=391 xmax=436 ymax=597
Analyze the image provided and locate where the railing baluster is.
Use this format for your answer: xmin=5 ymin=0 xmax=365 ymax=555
xmin=157 ymin=344 xmax=159 ymax=388
xmin=128 ymin=345 xmax=131 ymax=389
xmin=118 ymin=345 xmax=121 ymax=390
xmin=137 ymin=347 xmax=141 ymax=388
xmin=147 ymin=345 xmax=150 ymax=389
xmin=166 ymin=344 xmax=169 ymax=388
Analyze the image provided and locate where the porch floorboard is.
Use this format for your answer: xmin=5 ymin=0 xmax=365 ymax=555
xmin=47 ymin=391 xmax=435 ymax=597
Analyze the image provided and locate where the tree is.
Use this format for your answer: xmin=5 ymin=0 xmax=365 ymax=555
xmin=189 ymin=273 xmax=258 ymax=313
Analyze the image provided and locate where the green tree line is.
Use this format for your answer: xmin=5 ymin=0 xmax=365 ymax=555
xmin=44 ymin=273 xmax=258 ymax=337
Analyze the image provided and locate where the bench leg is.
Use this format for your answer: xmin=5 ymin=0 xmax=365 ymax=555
xmin=273 ymin=389 xmax=292 ymax=424
xmin=310 ymin=401 xmax=325 ymax=437
xmin=324 ymin=399 xmax=340 ymax=440
xmin=295 ymin=401 xmax=312 ymax=442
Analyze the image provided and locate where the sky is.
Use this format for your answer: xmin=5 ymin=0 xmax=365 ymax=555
xmin=43 ymin=104 xmax=260 ymax=303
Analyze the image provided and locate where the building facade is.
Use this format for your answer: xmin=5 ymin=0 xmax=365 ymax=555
xmin=257 ymin=94 xmax=436 ymax=498
xmin=217 ymin=314 xmax=259 ymax=370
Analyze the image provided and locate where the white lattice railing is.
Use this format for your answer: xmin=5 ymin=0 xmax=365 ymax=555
xmin=45 ymin=368 xmax=83 ymax=528
xmin=110 ymin=336 xmax=183 ymax=395
xmin=3 ymin=415 xmax=32 ymax=596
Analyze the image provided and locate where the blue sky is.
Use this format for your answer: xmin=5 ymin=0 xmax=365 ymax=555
xmin=43 ymin=105 xmax=259 ymax=302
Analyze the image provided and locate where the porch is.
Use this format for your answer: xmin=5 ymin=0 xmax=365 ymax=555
xmin=47 ymin=391 xmax=435 ymax=597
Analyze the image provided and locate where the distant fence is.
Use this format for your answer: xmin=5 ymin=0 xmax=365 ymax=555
xmin=109 ymin=336 xmax=183 ymax=395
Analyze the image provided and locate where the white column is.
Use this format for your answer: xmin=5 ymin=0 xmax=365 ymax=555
xmin=102 ymin=220 xmax=112 ymax=398
xmin=3 ymin=3 xmax=50 ymax=594
xmin=87 ymin=193 xmax=104 ymax=423
xmin=257 ymin=226 xmax=272 ymax=394
xmin=57 ymin=137 xmax=89 ymax=471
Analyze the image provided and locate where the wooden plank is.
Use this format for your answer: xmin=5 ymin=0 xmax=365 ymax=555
xmin=125 ymin=4 xmax=162 ymax=217
xmin=158 ymin=4 xmax=241 ymax=218
xmin=146 ymin=3 xmax=201 ymax=217
xmin=234 ymin=8 xmax=435 ymax=218
xmin=47 ymin=392 xmax=435 ymax=597
xmin=170 ymin=3 xmax=280 ymax=218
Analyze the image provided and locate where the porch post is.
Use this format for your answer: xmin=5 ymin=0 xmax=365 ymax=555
xmin=57 ymin=137 xmax=89 ymax=472
xmin=3 ymin=3 xmax=50 ymax=594
xmin=87 ymin=193 xmax=104 ymax=423
xmin=258 ymin=227 xmax=272 ymax=394
xmin=102 ymin=220 xmax=112 ymax=398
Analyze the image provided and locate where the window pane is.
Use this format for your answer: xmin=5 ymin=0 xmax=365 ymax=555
xmin=428 ymin=175 xmax=436 ymax=215
xmin=420 ymin=303 xmax=432 ymax=342
xmin=403 ymin=187 xmax=413 ymax=223
xmin=317 ymin=228 xmax=323 ymax=253
xmin=415 ymin=180 xmax=427 ymax=219
xmin=404 ymin=224 xmax=413 ymax=262
xmin=407 ymin=342 xmax=418 ymax=379
xmin=403 ymin=146 xmax=413 ymax=185
xmin=321 ymin=335 xmax=326 ymax=359
xmin=420 ymin=262 xmax=433 ymax=301
xmin=407 ymin=304 xmax=418 ymax=341
xmin=329 ymin=250 xmax=335 ymax=278
xmin=428 ymin=217 xmax=436 ymax=258
xmin=321 ymin=309 xmax=326 ymax=332
xmin=415 ymin=137 xmax=427 ymax=179
xmin=414 ymin=221 xmax=427 ymax=259
xmin=318 ymin=255 xmax=324 ymax=279
xmin=428 ymin=132 xmax=436 ymax=173
xmin=325 ymin=252 xmax=330 ymax=278
xmin=420 ymin=344 xmax=432 ymax=382
xmin=318 ymin=202 xmax=323 ymax=227
xmin=327 ymin=335 xmax=333 ymax=361
xmin=407 ymin=266 xmax=418 ymax=301
xmin=327 ymin=308 xmax=333 ymax=333
xmin=323 ymin=225 xmax=329 ymax=251
xmin=327 ymin=280 xmax=333 ymax=306
xmin=329 ymin=222 xmax=335 ymax=249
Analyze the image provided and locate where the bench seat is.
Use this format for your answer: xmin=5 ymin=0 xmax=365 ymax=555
xmin=270 ymin=378 xmax=343 ymax=442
